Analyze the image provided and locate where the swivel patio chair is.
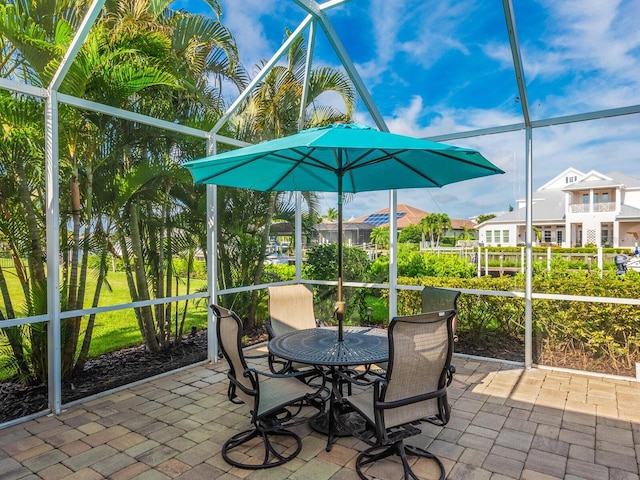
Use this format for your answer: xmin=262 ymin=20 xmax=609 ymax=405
xmin=366 ymin=285 xmax=460 ymax=379
xmin=340 ymin=309 xmax=457 ymax=480
xmin=267 ymin=284 xmax=322 ymax=374
xmin=211 ymin=304 xmax=326 ymax=469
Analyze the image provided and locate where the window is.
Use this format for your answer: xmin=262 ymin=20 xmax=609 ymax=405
xmin=601 ymin=192 xmax=609 ymax=202
xmin=593 ymin=193 xmax=599 ymax=203
xmin=502 ymin=230 xmax=509 ymax=243
xmin=544 ymin=230 xmax=552 ymax=242
xmin=494 ymin=230 xmax=501 ymax=244
xmin=486 ymin=230 xmax=492 ymax=243
xmin=602 ymin=229 xmax=609 ymax=245
xmin=582 ymin=193 xmax=589 ymax=204
xmin=557 ymin=230 xmax=563 ymax=244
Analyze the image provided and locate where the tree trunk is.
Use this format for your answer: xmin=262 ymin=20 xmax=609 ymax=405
xmin=13 ymin=157 xmax=47 ymax=383
xmin=72 ymin=220 xmax=109 ymax=377
xmin=129 ymin=201 xmax=160 ymax=353
xmin=248 ymin=193 xmax=276 ymax=324
xmin=61 ymin=164 xmax=84 ymax=379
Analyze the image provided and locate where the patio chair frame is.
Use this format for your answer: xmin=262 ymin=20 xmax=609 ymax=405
xmin=338 ymin=309 xmax=457 ymax=480
xmin=212 ymin=304 xmax=327 ymax=469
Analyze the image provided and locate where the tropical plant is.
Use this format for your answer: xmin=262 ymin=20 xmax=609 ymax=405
xmin=370 ymin=226 xmax=390 ymax=248
xmin=323 ymin=207 xmax=338 ymax=222
xmin=0 ymin=0 xmax=245 ymax=383
xmin=303 ymin=244 xmax=371 ymax=321
xmin=419 ymin=213 xmax=451 ymax=248
xmin=476 ymin=213 xmax=497 ymax=224
xmin=398 ymin=224 xmax=421 ymax=244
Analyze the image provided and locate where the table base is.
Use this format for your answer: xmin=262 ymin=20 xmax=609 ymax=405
xmin=310 ymin=409 xmax=366 ymax=437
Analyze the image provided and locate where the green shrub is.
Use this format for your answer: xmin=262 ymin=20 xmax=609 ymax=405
xmin=372 ymin=249 xmax=476 ymax=281
xmin=303 ymin=244 xmax=372 ymax=322
xmin=391 ymin=271 xmax=640 ymax=373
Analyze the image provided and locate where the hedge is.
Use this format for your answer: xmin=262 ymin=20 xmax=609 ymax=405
xmin=392 ymin=270 xmax=640 ymax=375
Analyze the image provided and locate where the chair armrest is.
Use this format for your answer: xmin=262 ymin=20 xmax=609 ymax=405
xmin=248 ymin=366 xmax=325 ymax=383
xmin=266 ymin=323 xmax=275 ymax=339
xmin=228 ymin=372 xmax=258 ymax=397
xmin=248 ymin=366 xmax=327 ymax=396
xmin=446 ymin=364 xmax=456 ymax=386
xmin=375 ymin=386 xmax=447 ymax=410
xmin=334 ymin=368 xmax=384 ymax=388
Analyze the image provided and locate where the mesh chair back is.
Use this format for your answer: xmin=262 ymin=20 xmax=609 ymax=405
xmin=422 ymin=286 xmax=460 ymax=338
xmin=268 ymin=284 xmax=317 ymax=337
xmin=422 ymin=286 xmax=460 ymax=312
xmin=212 ymin=305 xmax=255 ymax=407
xmin=382 ymin=310 xmax=455 ymax=429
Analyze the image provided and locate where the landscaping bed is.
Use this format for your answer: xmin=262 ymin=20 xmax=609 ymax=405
xmin=0 ymin=324 xmax=634 ymax=425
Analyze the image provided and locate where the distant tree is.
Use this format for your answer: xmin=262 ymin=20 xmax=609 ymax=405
xmin=459 ymin=226 xmax=477 ymax=240
xmin=476 ymin=213 xmax=497 ymax=224
xmin=508 ymin=204 xmax=514 ymax=212
xmin=419 ymin=213 xmax=451 ymax=248
xmin=324 ymin=207 xmax=338 ymax=222
xmin=398 ymin=224 xmax=422 ymax=244
xmin=370 ymin=226 xmax=390 ymax=248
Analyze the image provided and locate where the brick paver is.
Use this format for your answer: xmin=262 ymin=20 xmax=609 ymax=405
xmin=0 ymin=353 xmax=639 ymax=479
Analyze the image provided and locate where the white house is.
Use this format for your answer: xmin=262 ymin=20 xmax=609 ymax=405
xmin=478 ymin=168 xmax=640 ymax=249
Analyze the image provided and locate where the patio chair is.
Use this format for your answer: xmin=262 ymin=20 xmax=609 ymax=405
xmin=339 ymin=309 xmax=457 ymax=480
xmin=267 ymin=284 xmax=321 ymax=374
xmin=211 ymin=304 xmax=326 ymax=469
xmin=366 ymin=285 xmax=460 ymax=379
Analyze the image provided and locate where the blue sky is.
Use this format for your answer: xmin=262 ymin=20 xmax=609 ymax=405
xmin=174 ymin=0 xmax=640 ymax=221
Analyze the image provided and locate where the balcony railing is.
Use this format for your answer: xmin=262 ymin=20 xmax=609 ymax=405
xmin=569 ymin=201 xmax=615 ymax=213
xmin=593 ymin=201 xmax=615 ymax=212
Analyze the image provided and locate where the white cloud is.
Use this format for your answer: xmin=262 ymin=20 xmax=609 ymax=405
xmin=210 ymin=1 xmax=640 ymax=221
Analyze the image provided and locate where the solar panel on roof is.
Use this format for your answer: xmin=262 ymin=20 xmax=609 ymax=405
xmin=363 ymin=212 xmax=406 ymax=226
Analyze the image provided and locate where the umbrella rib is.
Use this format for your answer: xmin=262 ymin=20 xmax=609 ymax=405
xmin=264 ymin=147 xmax=337 ymax=191
xmin=195 ymin=152 xmax=273 ymax=183
xmin=431 ymin=150 xmax=504 ymax=173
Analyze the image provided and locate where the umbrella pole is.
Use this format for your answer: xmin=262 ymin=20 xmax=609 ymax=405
xmin=336 ymin=172 xmax=345 ymax=342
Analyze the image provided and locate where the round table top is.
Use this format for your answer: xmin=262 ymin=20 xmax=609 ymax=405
xmin=268 ymin=326 xmax=388 ymax=367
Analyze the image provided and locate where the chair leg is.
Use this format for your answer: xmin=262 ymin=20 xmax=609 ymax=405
xmin=355 ymin=442 xmax=445 ymax=480
xmin=221 ymin=426 xmax=302 ymax=469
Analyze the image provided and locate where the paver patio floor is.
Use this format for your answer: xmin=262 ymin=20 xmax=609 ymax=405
xmin=1 ymin=346 xmax=639 ymax=479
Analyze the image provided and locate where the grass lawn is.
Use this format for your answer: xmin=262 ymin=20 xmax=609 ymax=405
xmin=1 ymin=269 xmax=209 ymax=380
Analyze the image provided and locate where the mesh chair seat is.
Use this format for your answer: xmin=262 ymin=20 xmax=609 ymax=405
xmin=256 ymin=376 xmax=320 ymax=417
xmin=367 ymin=286 xmax=460 ymax=379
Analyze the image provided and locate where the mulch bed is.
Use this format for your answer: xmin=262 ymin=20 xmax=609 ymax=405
xmin=0 ymin=326 xmax=629 ymax=424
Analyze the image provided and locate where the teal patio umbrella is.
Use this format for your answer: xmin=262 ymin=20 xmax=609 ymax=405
xmin=184 ymin=123 xmax=504 ymax=340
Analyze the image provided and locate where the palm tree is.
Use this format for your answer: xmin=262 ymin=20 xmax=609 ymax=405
xmin=419 ymin=213 xmax=451 ymax=249
xmin=324 ymin=207 xmax=338 ymax=222
xmin=0 ymin=0 xmax=86 ymax=383
xmin=234 ymin=30 xmax=354 ymax=141
xmin=370 ymin=226 xmax=390 ymax=249
xmin=0 ymin=0 xmax=245 ymax=378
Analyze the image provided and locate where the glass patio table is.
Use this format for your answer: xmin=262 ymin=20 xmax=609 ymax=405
xmin=268 ymin=326 xmax=388 ymax=451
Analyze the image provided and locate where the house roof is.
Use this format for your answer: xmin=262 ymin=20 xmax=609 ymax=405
xmin=608 ymin=171 xmax=640 ymax=188
xmin=349 ymin=204 xmax=475 ymax=230
xmin=482 ymin=168 xmax=640 ymax=226
xmin=270 ymin=222 xmax=293 ymax=235
xmin=315 ymin=222 xmax=373 ymax=232
xmin=480 ymin=189 xmax=566 ymax=225
xmin=562 ymin=179 xmax=621 ymax=190
xmin=618 ymin=204 xmax=640 ymax=220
